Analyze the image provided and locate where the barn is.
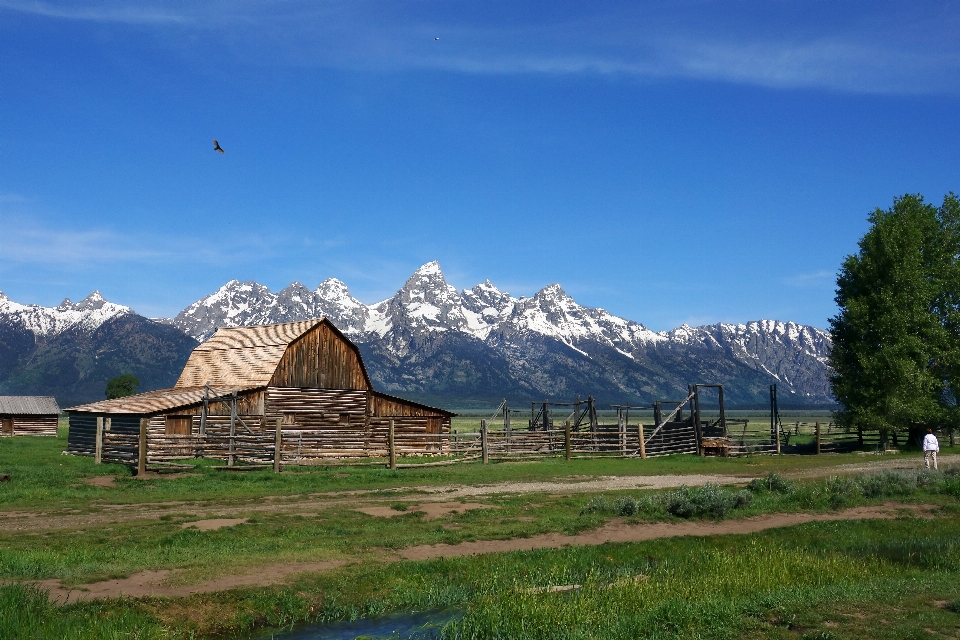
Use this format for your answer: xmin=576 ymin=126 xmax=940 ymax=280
xmin=65 ymin=319 xmax=454 ymax=461
xmin=0 ymin=396 xmax=60 ymax=436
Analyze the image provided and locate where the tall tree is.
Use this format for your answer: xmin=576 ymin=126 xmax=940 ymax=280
xmin=829 ymin=193 xmax=960 ymax=437
xmin=105 ymin=374 xmax=140 ymax=399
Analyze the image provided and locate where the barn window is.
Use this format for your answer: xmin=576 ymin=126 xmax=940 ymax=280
xmin=339 ymin=413 xmax=350 ymax=424
xmin=165 ymin=415 xmax=193 ymax=435
xmin=283 ymin=413 xmax=297 ymax=426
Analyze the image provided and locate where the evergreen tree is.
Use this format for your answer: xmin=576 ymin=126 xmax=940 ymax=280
xmin=105 ymin=374 xmax=139 ymax=399
xmin=829 ymin=193 xmax=960 ymax=437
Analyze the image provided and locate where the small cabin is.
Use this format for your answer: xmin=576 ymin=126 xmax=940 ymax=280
xmin=66 ymin=319 xmax=453 ymax=458
xmin=0 ymin=396 xmax=60 ymax=436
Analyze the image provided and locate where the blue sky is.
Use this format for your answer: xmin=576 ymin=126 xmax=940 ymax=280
xmin=2 ymin=1 xmax=959 ymax=330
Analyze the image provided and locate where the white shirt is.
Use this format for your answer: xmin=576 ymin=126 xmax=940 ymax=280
xmin=923 ymin=433 xmax=939 ymax=452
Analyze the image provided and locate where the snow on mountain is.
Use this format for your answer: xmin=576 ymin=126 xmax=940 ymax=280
xmin=164 ymin=261 xmax=834 ymax=403
xmin=0 ymin=290 xmax=133 ymax=337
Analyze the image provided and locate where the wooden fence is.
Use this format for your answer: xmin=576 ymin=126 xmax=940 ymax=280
xmin=95 ymin=416 xmax=913 ymax=473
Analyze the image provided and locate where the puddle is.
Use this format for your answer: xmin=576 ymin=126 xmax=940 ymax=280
xmin=264 ymin=607 xmax=461 ymax=639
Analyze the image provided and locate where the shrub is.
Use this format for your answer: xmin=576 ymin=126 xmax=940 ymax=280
xmin=747 ymin=472 xmax=793 ymax=494
xmin=946 ymin=600 xmax=960 ymax=614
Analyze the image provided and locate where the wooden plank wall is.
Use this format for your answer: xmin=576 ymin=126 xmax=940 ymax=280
xmin=270 ymin=324 xmax=369 ymax=390
xmin=2 ymin=415 xmax=58 ymax=436
xmin=265 ymin=387 xmax=368 ymax=429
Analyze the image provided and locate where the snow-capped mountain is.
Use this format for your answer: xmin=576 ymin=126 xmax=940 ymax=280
xmin=0 ymin=290 xmax=133 ymax=337
xmin=0 ymin=291 xmax=197 ymax=406
xmin=166 ymin=261 xmax=835 ymax=404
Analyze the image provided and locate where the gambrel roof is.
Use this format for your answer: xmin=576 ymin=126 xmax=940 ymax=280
xmin=175 ymin=320 xmax=324 ymax=388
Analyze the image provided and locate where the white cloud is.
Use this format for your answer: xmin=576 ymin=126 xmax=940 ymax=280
xmin=0 ymin=0 xmax=187 ymax=24
xmin=783 ymin=271 xmax=836 ymax=287
xmin=3 ymin=1 xmax=959 ymax=94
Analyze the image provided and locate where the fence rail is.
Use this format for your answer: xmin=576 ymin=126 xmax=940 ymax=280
xmin=96 ymin=417 xmax=932 ymax=472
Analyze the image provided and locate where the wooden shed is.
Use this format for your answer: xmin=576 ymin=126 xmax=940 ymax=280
xmin=0 ymin=396 xmax=60 ymax=436
xmin=65 ymin=319 xmax=454 ymax=460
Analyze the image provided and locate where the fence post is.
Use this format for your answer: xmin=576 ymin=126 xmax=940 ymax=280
xmin=638 ymin=423 xmax=647 ymax=459
xmin=564 ymin=420 xmax=571 ymax=461
xmin=95 ymin=417 xmax=103 ymax=464
xmin=481 ymin=420 xmax=489 ymax=464
xmin=815 ymin=422 xmax=821 ymax=455
xmin=775 ymin=420 xmax=781 ymax=455
xmin=389 ymin=419 xmax=396 ymax=470
xmin=138 ymin=418 xmax=148 ymax=476
xmin=274 ymin=417 xmax=282 ymax=473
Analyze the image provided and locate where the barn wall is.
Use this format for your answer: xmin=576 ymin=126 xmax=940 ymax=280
xmin=66 ymin=414 xmax=142 ymax=455
xmin=265 ymin=387 xmax=368 ymax=430
xmin=269 ymin=324 xmax=369 ymax=390
xmin=370 ymin=393 xmax=448 ymax=418
xmin=2 ymin=415 xmax=58 ymax=437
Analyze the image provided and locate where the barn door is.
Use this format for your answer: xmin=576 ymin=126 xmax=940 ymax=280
xmin=165 ymin=416 xmax=193 ymax=435
xmin=1 ymin=418 xmax=12 ymax=436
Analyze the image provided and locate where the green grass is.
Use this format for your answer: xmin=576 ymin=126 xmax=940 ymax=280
xmin=2 ymin=427 xmax=959 ymax=639
xmin=4 ymin=517 xmax=960 ymax=639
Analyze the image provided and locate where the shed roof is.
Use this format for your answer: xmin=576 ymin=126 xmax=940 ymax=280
xmin=0 ymin=396 xmax=60 ymax=416
xmin=67 ymin=386 xmax=257 ymax=415
xmin=175 ymin=319 xmax=324 ymax=388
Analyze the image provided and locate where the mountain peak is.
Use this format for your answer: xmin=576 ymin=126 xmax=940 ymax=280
xmin=413 ymin=260 xmax=443 ymax=276
xmin=75 ymin=290 xmax=108 ymax=311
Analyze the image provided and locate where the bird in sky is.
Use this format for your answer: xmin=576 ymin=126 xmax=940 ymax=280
xmin=434 ymin=37 xmax=440 ymax=40
xmin=213 ymin=139 xmax=225 ymax=154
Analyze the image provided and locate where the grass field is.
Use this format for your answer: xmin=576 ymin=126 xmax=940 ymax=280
xmin=0 ymin=427 xmax=958 ymax=639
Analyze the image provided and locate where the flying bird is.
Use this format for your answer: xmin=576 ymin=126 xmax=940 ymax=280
xmin=213 ymin=139 xmax=224 ymax=154
xmin=434 ymin=37 xmax=440 ymax=40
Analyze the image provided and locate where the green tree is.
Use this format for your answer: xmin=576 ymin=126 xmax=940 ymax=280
xmin=829 ymin=193 xmax=960 ymax=441
xmin=105 ymin=374 xmax=140 ymax=399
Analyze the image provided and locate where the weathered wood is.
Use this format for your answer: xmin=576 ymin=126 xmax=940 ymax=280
xmin=388 ymin=419 xmax=396 ymax=470
xmin=138 ymin=418 xmax=148 ymax=476
xmin=638 ymin=423 xmax=647 ymax=459
xmin=481 ymin=420 xmax=489 ymax=465
xmin=564 ymin=420 xmax=571 ymax=461
xmin=274 ymin=417 xmax=282 ymax=473
xmin=95 ymin=417 xmax=103 ymax=464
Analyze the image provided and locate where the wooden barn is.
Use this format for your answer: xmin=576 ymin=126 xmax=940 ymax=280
xmin=0 ymin=396 xmax=60 ymax=436
xmin=66 ymin=319 xmax=454 ymax=462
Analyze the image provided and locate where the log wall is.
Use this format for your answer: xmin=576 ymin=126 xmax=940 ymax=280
xmin=0 ymin=415 xmax=58 ymax=437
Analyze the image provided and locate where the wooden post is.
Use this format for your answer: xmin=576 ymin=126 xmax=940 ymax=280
xmin=274 ymin=417 xmax=282 ymax=473
xmin=95 ymin=417 xmax=104 ymax=464
xmin=638 ymin=423 xmax=647 ymax=459
xmin=228 ymin=391 xmax=237 ymax=467
xmin=619 ymin=409 xmax=626 ymax=457
xmin=775 ymin=418 xmax=781 ymax=454
xmin=138 ymin=418 xmax=148 ymax=476
xmin=815 ymin=421 xmax=821 ymax=455
xmin=504 ymin=402 xmax=511 ymax=454
xmin=388 ymin=419 xmax=396 ymax=470
xmin=564 ymin=420 xmax=571 ymax=461
xmin=481 ymin=420 xmax=489 ymax=465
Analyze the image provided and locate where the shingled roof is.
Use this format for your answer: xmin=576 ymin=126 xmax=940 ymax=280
xmin=67 ymin=386 xmax=258 ymax=415
xmin=175 ymin=319 xmax=324 ymax=388
xmin=0 ymin=396 xmax=60 ymax=415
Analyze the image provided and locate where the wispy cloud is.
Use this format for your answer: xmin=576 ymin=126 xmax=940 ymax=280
xmin=783 ymin=270 xmax=836 ymax=288
xmin=3 ymin=1 xmax=959 ymax=94
xmin=0 ymin=216 xmax=291 ymax=267
xmin=0 ymin=0 xmax=187 ymax=24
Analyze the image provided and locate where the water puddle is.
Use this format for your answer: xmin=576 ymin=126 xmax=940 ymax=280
xmin=260 ymin=608 xmax=462 ymax=640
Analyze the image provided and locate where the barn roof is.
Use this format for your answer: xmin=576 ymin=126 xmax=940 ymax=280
xmin=67 ymin=385 xmax=258 ymax=415
xmin=0 ymin=396 xmax=60 ymax=416
xmin=174 ymin=319 xmax=372 ymax=389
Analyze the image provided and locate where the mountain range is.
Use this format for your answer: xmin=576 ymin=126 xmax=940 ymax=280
xmin=0 ymin=262 xmax=835 ymax=408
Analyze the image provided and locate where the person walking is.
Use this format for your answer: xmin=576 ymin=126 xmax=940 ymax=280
xmin=923 ymin=428 xmax=939 ymax=470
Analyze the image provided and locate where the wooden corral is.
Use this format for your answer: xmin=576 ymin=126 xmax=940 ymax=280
xmin=0 ymin=396 xmax=60 ymax=436
xmin=66 ymin=319 xmax=453 ymax=463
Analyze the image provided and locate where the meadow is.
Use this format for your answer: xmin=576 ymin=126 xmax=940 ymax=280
xmin=0 ymin=426 xmax=958 ymax=639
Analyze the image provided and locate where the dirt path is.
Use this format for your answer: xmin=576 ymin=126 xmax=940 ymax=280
xmin=37 ymin=561 xmax=348 ymax=603
xmin=29 ymin=502 xmax=935 ymax=601
xmin=399 ymin=502 xmax=936 ymax=560
xmin=2 ymin=454 xmax=955 ymax=533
